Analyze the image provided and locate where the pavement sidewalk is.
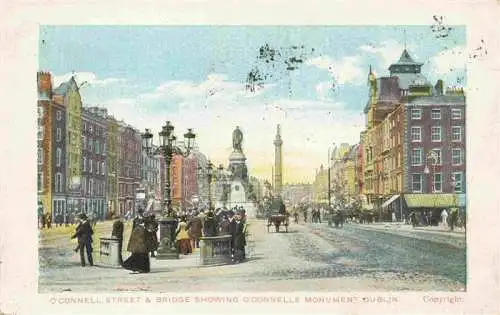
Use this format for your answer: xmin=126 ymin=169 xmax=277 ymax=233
xmin=346 ymin=222 xmax=466 ymax=249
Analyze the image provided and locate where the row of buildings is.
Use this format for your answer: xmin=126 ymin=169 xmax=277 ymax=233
xmin=37 ymin=72 xmax=220 ymax=220
xmin=313 ymin=48 xmax=466 ymax=220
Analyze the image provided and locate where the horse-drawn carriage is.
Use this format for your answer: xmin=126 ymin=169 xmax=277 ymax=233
xmin=265 ymin=197 xmax=289 ymax=233
xmin=267 ymin=214 xmax=289 ymax=232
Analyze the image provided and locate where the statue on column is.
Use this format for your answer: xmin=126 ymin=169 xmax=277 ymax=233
xmin=232 ymin=126 xmax=243 ymax=152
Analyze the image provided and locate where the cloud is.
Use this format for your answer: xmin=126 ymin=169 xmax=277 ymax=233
xmin=96 ymin=74 xmax=361 ymax=183
xmin=53 ymin=72 xmax=127 ymax=89
xmin=315 ymin=81 xmax=334 ymax=100
xmin=306 ymin=55 xmax=365 ymax=86
xmin=429 ymin=45 xmax=466 ymax=77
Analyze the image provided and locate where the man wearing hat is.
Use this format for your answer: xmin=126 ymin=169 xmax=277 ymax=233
xmin=71 ymin=213 xmax=94 ymax=267
xmin=230 ymin=210 xmax=246 ymax=263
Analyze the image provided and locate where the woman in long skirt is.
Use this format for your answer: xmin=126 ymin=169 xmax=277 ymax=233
xmin=176 ymin=216 xmax=192 ymax=255
xmin=123 ymin=220 xmax=150 ymax=273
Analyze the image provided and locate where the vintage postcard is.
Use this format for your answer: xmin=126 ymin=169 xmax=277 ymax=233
xmin=0 ymin=1 xmax=499 ymax=315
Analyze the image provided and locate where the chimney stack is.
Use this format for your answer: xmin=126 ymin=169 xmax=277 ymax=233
xmin=37 ymin=71 xmax=53 ymax=97
xmin=434 ymin=79 xmax=444 ymax=96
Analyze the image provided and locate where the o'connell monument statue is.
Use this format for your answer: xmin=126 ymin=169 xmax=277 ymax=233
xmin=227 ymin=126 xmax=255 ymax=217
xmin=233 ymin=126 xmax=243 ymax=152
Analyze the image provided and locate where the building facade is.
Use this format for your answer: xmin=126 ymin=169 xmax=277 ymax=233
xmin=106 ymin=115 xmax=120 ymax=217
xmin=117 ymin=123 xmax=141 ymax=216
xmin=405 ymin=93 xmax=466 ymax=195
xmin=53 ymin=77 xmax=84 ymax=215
xmin=51 ymin=101 xmax=67 ymax=222
xmin=37 ymin=72 xmax=54 ymax=217
xmin=82 ymin=107 xmax=108 ymax=219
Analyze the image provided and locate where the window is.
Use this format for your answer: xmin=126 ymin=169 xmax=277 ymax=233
xmin=431 ymin=109 xmax=441 ymax=119
xmin=56 ymin=110 xmax=62 ymax=121
xmin=83 ymin=157 xmax=87 ymax=171
xmin=89 ymin=179 xmax=93 ymax=196
xmin=38 ymin=148 xmax=43 ymax=165
xmin=56 ymin=148 xmax=61 ymax=167
xmin=38 ymin=107 xmax=44 ymax=119
xmin=38 ymin=172 xmax=43 ymax=192
xmin=55 ymin=172 xmax=62 ymax=193
xmin=411 ymin=127 xmax=422 ymax=142
xmin=431 ymin=148 xmax=442 ymax=165
xmin=37 ymin=126 xmax=44 ymax=140
xmin=90 ymin=159 xmax=93 ymax=173
xmin=452 ymin=148 xmax=463 ymax=165
xmin=411 ymin=148 xmax=423 ymax=166
xmin=83 ymin=136 xmax=87 ymax=150
xmin=452 ymin=108 xmax=462 ymax=120
xmin=453 ymin=172 xmax=463 ymax=192
xmin=411 ymin=108 xmax=422 ymax=120
xmin=89 ymin=138 xmax=93 ymax=151
xmin=431 ymin=126 xmax=442 ymax=142
xmin=433 ymin=173 xmax=442 ymax=192
xmin=96 ymin=140 xmax=100 ymax=154
xmin=96 ymin=162 xmax=100 ymax=174
xmin=102 ymin=162 xmax=105 ymax=175
xmin=56 ymin=128 xmax=62 ymax=142
xmin=452 ymin=126 xmax=462 ymax=142
xmin=412 ymin=173 xmax=422 ymax=192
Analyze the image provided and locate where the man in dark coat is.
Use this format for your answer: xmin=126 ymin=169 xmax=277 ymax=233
xmin=187 ymin=212 xmax=203 ymax=249
xmin=230 ymin=211 xmax=246 ymax=263
xmin=145 ymin=214 xmax=158 ymax=257
xmin=218 ymin=214 xmax=231 ymax=235
xmin=71 ymin=213 xmax=94 ymax=267
xmin=111 ymin=217 xmax=124 ymax=265
xmin=203 ymin=211 xmax=217 ymax=237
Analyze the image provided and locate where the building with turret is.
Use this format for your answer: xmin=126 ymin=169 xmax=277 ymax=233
xmin=360 ymin=48 xmax=466 ymax=221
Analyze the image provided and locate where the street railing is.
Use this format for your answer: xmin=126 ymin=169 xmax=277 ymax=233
xmin=199 ymin=235 xmax=232 ymax=266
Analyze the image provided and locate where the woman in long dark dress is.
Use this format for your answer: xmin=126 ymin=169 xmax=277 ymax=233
xmin=123 ymin=218 xmax=150 ymax=273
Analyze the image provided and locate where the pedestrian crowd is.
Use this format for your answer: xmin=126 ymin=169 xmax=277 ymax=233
xmin=69 ymin=205 xmax=249 ymax=273
xmin=38 ymin=202 xmax=101 ymax=230
xmin=408 ymin=208 xmax=465 ymax=231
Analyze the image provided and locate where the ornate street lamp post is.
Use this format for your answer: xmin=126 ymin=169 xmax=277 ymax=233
xmin=141 ymin=123 xmax=195 ymax=260
xmin=198 ymin=160 xmax=214 ymax=210
xmin=217 ymin=164 xmax=231 ymax=209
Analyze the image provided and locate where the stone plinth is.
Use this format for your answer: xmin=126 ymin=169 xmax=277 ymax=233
xmin=156 ymin=217 xmax=179 ymax=260
xmin=99 ymin=237 xmax=121 ymax=267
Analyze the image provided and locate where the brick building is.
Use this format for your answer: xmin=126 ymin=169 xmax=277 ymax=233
xmin=117 ymin=123 xmax=142 ymax=216
xmin=82 ymin=107 xmax=108 ymax=219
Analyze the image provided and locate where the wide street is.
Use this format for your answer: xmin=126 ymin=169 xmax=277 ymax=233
xmin=39 ymin=219 xmax=466 ymax=293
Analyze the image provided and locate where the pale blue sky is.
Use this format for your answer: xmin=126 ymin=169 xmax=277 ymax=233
xmin=39 ymin=26 xmax=466 ymax=183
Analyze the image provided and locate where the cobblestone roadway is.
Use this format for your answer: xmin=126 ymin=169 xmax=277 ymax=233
xmin=38 ymin=220 xmax=465 ymax=292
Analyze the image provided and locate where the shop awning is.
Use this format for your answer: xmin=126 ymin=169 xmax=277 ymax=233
xmin=382 ymin=194 xmax=400 ymax=208
xmin=404 ymin=194 xmax=465 ymax=208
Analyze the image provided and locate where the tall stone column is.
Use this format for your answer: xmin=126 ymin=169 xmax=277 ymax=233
xmin=274 ymin=124 xmax=283 ymax=196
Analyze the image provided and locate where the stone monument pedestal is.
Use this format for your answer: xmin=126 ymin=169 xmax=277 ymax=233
xmin=156 ymin=217 xmax=179 ymax=260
